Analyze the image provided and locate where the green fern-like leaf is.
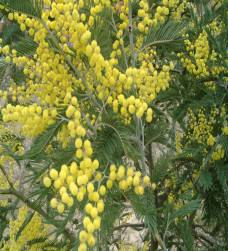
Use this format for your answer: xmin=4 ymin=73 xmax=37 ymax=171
xmin=178 ymin=221 xmax=194 ymax=251
xmin=151 ymin=154 xmax=171 ymax=183
xmin=12 ymin=67 xmax=26 ymax=84
xmin=198 ymin=170 xmax=213 ymax=191
xmin=91 ymin=8 xmax=113 ymax=59
xmin=171 ymin=199 xmax=201 ymax=220
xmin=1 ymin=22 xmax=20 ymax=44
xmin=145 ymin=118 xmax=169 ymax=146
xmin=141 ymin=21 xmax=187 ymax=50
xmin=216 ymin=164 xmax=228 ymax=190
xmin=94 ymin=115 xmax=140 ymax=165
xmin=0 ymin=0 xmax=43 ymax=18
xmin=19 ymin=120 xmax=63 ymax=160
xmin=128 ymin=189 xmax=157 ymax=234
xmin=100 ymin=191 xmax=124 ymax=241
xmin=13 ymin=36 xmax=37 ymax=56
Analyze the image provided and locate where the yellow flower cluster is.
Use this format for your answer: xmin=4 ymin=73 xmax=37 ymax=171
xmin=0 ymin=1 xmax=174 ymax=249
xmin=179 ymin=31 xmax=210 ymax=77
xmin=0 ymin=0 xmax=174 ymax=132
xmin=171 ymin=0 xmax=188 ymax=20
xmin=2 ymin=206 xmax=48 ymax=251
xmin=150 ymin=0 xmax=188 ymax=25
xmin=138 ymin=48 xmax=157 ymax=65
xmin=116 ymin=1 xmax=129 ymax=39
xmin=90 ymin=0 xmax=111 ymax=16
xmin=222 ymin=126 xmax=228 ymax=135
xmin=207 ymin=20 xmax=224 ymax=37
xmin=162 ymin=0 xmax=180 ymax=10
xmin=109 ymin=94 xmax=153 ymax=124
xmin=137 ymin=0 xmax=153 ymax=33
xmin=186 ymin=106 xmax=227 ymax=161
xmin=2 ymin=104 xmax=57 ymax=137
xmin=43 ymin=160 xmax=154 ymax=250
xmin=207 ymin=134 xmax=216 ymax=146
xmin=111 ymin=39 xmax=123 ymax=59
xmin=152 ymin=5 xmax=170 ymax=26
xmin=0 ymin=89 xmax=8 ymax=101
xmin=178 ymin=30 xmax=226 ymax=78
xmin=0 ymin=124 xmax=23 ymax=206
xmin=212 ymin=145 xmax=225 ymax=161
xmin=135 ymin=35 xmax=144 ymax=50
xmin=204 ymin=81 xmax=216 ymax=91
xmin=107 ymin=164 xmax=154 ymax=193
xmin=126 ymin=63 xmax=173 ymax=104
xmin=0 ymin=82 xmax=27 ymax=103
xmin=187 ymin=108 xmax=215 ymax=145
xmin=57 ymin=124 xmax=71 ymax=148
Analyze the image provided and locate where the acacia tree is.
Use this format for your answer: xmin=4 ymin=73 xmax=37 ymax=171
xmin=0 ymin=0 xmax=227 ymax=250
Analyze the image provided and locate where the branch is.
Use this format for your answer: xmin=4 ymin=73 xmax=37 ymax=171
xmin=113 ymin=223 xmax=145 ymax=231
xmin=0 ymin=164 xmax=14 ymax=189
xmin=147 ymin=143 xmax=154 ymax=178
xmin=0 ymin=189 xmax=11 ymax=195
xmin=193 ymin=224 xmax=226 ymax=248
xmin=172 ymin=156 xmax=200 ymax=165
xmin=199 ymin=73 xmax=228 ymax=83
xmin=0 ymin=164 xmax=75 ymax=244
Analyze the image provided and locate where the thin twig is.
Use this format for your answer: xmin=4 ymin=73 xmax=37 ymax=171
xmin=113 ymin=223 xmax=145 ymax=231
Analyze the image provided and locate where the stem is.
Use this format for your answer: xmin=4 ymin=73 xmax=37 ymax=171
xmin=155 ymin=232 xmax=168 ymax=251
xmin=163 ymin=213 xmax=171 ymax=244
xmin=128 ymin=0 xmax=136 ymax=67
xmin=0 ymin=164 xmax=14 ymax=189
xmin=80 ymin=110 xmax=96 ymax=134
xmin=138 ymin=118 xmax=146 ymax=171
